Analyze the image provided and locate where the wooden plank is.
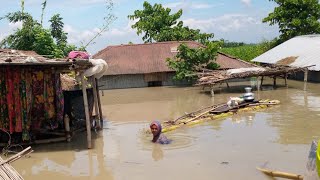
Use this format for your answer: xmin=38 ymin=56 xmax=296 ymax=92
xmin=81 ymin=73 xmax=92 ymax=149
xmin=95 ymin=79 xmax=104 ymax=126
xmin=91 ymin=77 xmax=101 ymax=129
xmin=257 ymin=167 xmax=303 ymax=180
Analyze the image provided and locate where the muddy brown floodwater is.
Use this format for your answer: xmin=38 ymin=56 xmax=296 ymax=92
xmin=11 ymin=79 xmax=320 ymax=180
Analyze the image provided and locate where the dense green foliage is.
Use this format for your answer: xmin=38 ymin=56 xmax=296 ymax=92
xmin=219 ymin=40 xmax=277 ymax=61
xmin=263 ymin=0 xmax=320 ymax=43
xmin=167 ymin=42 xmax=221 ymax=80
xmin=1 ymin=0 xmax=115 ymax=58
xmin=128 ymin=1 xmax=213 ymax=44
xmin=0 ymin=10 xmax=75 ymax=58
xmin=129 ymin=1 xmax=218 ymax=80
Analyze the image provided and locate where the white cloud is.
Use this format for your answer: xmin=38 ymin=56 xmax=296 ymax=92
xmin=183 ymin=14 xmax=279 ymax=43
xmin=9 ymin=22 xmax=23 ymax=30
xmin=64 ymin=20 xmax=141 ymax=54
xmin=25 ymin=0 xmax=108 ymax=6
xmin=240 ymin=0 xmax=252 ymax=7
xmin=0 ymin=22 xmax=23 ymax=42
xmin=164 ymin=1 xmax=222 ymax=10
xmin=165 ymin=2 xmax=184 ymax=9
xmin=183 ymin=14 xmax=260 ymax=32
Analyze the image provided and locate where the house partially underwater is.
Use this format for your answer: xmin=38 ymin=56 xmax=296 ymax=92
xmin=253 ymin=35 xmax=320 ymax=82
xmin=0 ymin=49 xmax=105 ymax=148
xmin=93 ymin=41 xmax=257 ymax=89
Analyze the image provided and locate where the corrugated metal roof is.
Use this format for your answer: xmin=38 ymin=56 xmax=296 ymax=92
xmin=252 ymin=35 xmax=320 ymax=71
xmin=216 ymin=52 xmax=258 ymax=69
xmin=93 ymin=41 xmax=257 ymax=75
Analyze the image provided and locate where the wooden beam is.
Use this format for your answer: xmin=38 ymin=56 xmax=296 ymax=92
xmin=257 ymin=167 xmax=303 ymax=180
xmin=304 ymin=69 xmax=308 ymax=91
xmin=64 ymin=114 xmax=71 ymax=142
xmin=225 ymin=81 xmax=230 ymax=88
xmin=285 ymin=73 xmax=288 ymax=87
xmin=256 ymin=76 xmax=260 ymax=91
xmin=95 ymin=78 xmax=104 ymax=126
xmin=91 ymin=77 xmax=101 ymax=130
xmin=81 ymin=73 xmax=92 ymax=149
xmin=210 ymin=85 xmax=214 ymax=97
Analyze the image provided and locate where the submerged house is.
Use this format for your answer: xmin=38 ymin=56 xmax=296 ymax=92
xmin=252 ymin=35 xmax=320 ymax=82
xmin=0 ymin=49 xmax=95 ymax=148
xmin=93 ymin=41 xmax=257 ymax=89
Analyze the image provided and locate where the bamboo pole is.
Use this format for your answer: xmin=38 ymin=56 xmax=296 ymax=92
xmin=183 ymin=104 xmax=226 ymax=124
xmin=64 ymin=114 xmax=71 ymax=142
xmin=257 ymin=167 xmax=303 ymax=180
xmin=285 ymin=73 xmax=288 ymax=87
xmin=304 ymin=69 xmax=308 ymax=91
xmin=256 ymin=76 xmax=260 ymax=91
xmin=81 ymin=73 xmax=92 ymax=149
xmin=91 ymin=77 xmax=101 ymax=130
xmin=95 ymin=78 xmax=104 ymax=126
xmin=260 ymin=76 xmax=264 ymax=88
xmin=0 ymin=146 xmax=33 ymax=180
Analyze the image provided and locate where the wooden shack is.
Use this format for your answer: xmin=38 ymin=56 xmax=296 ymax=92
xmin=0 ymin=49 xmax=97 ymax=148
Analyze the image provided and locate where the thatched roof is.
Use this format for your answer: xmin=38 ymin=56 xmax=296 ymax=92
xmin=0 ymin=49 xmax=92 ymax=71
xmin=196 ymin=66 xmax=307 ymax=86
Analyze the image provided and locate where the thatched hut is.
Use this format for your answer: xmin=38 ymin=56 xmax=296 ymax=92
xmin=0 ymin=49 xmax=95 ymax=148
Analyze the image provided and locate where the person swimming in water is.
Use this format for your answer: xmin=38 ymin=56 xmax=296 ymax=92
xmin=150 ymin=121 xmax=171 ymax=144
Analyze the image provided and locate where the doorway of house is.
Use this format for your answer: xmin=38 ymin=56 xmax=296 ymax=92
xmin=148 ymin=81 xmax=162 ymax=87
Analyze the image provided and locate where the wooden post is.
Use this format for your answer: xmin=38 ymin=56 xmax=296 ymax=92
xmin=95 ymin=78 xmax=104 ymax=126
xmin=260 ymin=76 xmax=264 ymax=88
xmin=256 ymin=76 xmax=260 ymax=91
xmin=304 ymin=69 xmax=308 ymax=91
xmin=284 ymin=73 xmax=288 ymax=87
xmin=81 ymin=73 xmax=92 ymax=149
xmin=210 ymin=85 xmax=214 ymax=97
xmin=273 ymin=76 xmax=277 ymax=87
xmin=225 ymin=81 xmax=230 ymax=88
xmin=64 ymin=114 xmax=71 ymax=142
xmin=91 ymin=77 xmax=101 ymax=130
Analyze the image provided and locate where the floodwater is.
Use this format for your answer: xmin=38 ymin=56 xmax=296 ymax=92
xmin=12 ymin=79 xmax=320 ymax=180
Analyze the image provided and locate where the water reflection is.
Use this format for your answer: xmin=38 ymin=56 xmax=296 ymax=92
xmin=290 ymin=91 xmax=320 ymax=112
xmin=152 ymin=144 xmax=163 ymax=161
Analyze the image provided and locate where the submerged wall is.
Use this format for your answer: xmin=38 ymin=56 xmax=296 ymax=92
xmin=98 ymin=72 xmax=192 ymax=89
xmin=289 ymin=71 xmax=320 ymax=83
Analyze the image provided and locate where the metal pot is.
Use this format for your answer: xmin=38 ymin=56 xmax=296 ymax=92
xmin=243 ymin=87 xmax=254 ymax=102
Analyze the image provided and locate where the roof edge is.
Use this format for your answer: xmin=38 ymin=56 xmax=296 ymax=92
xmin=93 ymin=41 xmax=205 ymax=57
xmin=217 ymin=52 xmax=259 ymax=67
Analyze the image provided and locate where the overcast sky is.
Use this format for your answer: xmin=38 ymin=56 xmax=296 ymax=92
xmin=0 ymin=0 xmax=279 ymax=54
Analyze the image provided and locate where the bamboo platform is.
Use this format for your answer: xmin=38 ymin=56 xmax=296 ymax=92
xmin=161 ymin=99 xmax=280 ymax=133
xmin=0 ymin=146 xmax=33 ymax=180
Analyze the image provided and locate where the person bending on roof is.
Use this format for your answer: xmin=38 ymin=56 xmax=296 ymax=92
xmin=150 ymin=121 xmax=171 ymax=144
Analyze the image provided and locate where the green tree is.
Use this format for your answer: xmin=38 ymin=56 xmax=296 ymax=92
xmin=128 ymin=1 xmax=213 ymax=43
xmin=263 ymin=0 xmax=320 ymax=43
xmin=1 ymin=11 xmax=69 ymax=57
xmin=49 ymin=14 xmax=67 ymax=45
xmin=166 ymin=41 xmax=221 ymax=80
xmin=1 ymin=0 xmax=115 ymax=57
xmin=41 ymin=0 xmax=47 ymax=25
